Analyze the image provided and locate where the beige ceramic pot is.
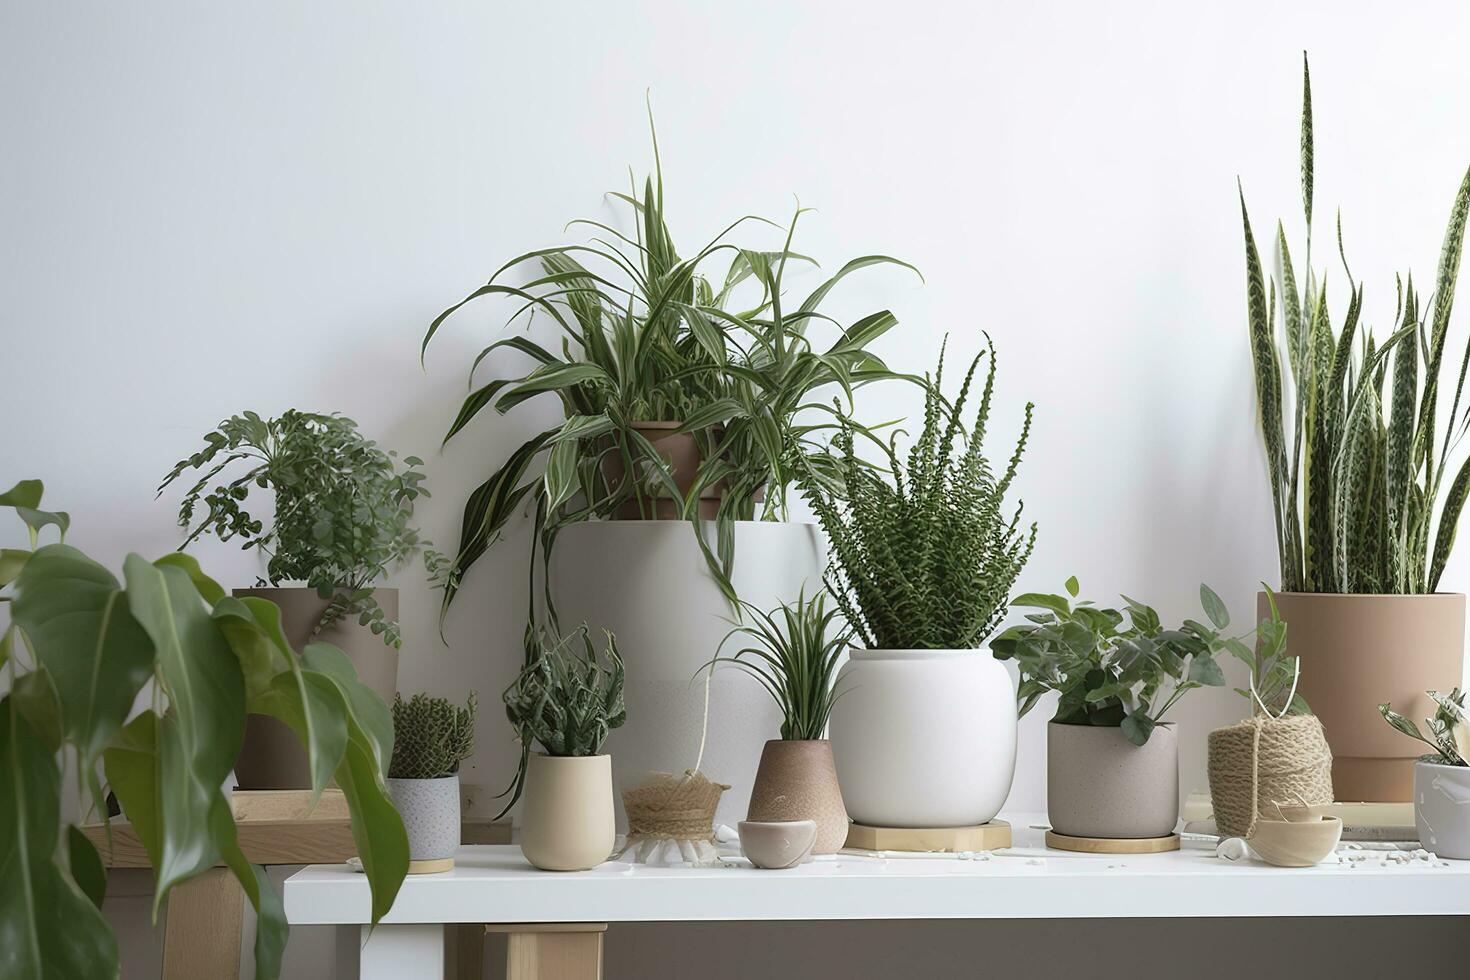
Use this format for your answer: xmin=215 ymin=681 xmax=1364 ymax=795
xmin=1261 ymin=592 xmax=1465 ymax=802
xmin=232 ymin=586 xmax=399 ymax=790
xmin=746 ymin=739 xmax=849 ymax=854
xmin=519 ymin=753 xmax=615 ymax=871
xmin=1047 ymin=722 xmax=1178 ymax=839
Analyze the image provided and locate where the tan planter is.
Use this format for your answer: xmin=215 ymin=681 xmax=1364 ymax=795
xmin=1206 ymin=714 xmax=1334 ymax=838
xmin=746 ymin=739 xmax=849 ymax=854
xmin=232 ymin=586 xmax=399 ymax=790
xmin=1261 ymin=592 xmax=1465 ymax=802
xmin=600 ymin=422 xmax=759 ymax=519
xmin=520 ymin=754 xmax=616 ymax=871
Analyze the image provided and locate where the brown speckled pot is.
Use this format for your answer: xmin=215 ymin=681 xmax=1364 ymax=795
xmin=1047 ymin=722 xmax=1178 ymax=839
xmin=746 ymin=739 xmax=849 ymax=854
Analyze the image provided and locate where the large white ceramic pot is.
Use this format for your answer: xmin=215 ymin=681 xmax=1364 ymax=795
xmin=550 ymin=521 xmax=822 ymax=829
xmin=520 ymin=754 xmax=616 ymax=871
xmin=1414 ymin=761 xmax=1470 ymax=859
xmin=828 ymin=649 xmax=1017 ymax=828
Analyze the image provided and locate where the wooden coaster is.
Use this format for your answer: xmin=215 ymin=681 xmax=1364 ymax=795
xmin=845 ymin=819 xmax=1012 ymax=852
xmin=407 ymin=857 xmax=455 ymax=874
xmin=1044 ymin=830 xmax=1180 ymax=854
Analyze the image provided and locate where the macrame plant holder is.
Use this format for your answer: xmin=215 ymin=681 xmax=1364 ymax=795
xmin=615 ymin=661 xmax=730 ymax=865
xmin=1207 ymin=713 xmax=1334 ymax=838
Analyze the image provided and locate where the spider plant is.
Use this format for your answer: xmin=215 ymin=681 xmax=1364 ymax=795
xmin=706 ymin=589 xmax=852 ymax=742
xmin=1242 ymin=54 xmax=1470 ymax=594
xmin=421 ymin=110 xmax=920 ymax=629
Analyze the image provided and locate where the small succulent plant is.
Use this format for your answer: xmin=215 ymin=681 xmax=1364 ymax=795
xmin=389 ymin=692 xmax=477 ymax=780
xmin=1380 ymin=689 xmax=1469 ymax=767
xmin=497 ymin=626 xmax=626 ymax=815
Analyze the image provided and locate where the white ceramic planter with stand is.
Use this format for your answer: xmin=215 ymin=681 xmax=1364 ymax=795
xmin=550 ymin=520 xmax=823 ymax=829
xmin=828 ymin=649 xmax=1017 ymax=828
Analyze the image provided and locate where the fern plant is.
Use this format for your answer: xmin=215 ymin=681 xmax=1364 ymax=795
xmin=798 ymin=337 xmax=1036 ymax=650
xmin=707 ymin=589 xmax=852 ymax=741
xmin=497 ymin=626 xmax=626 ymax=816
xmin=389 ymin=693 xmax=477 ymax=780
xmin=1242 ymin=54 xmax=1470 ymax=594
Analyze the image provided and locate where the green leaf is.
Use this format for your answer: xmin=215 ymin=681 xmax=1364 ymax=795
xmin=67 ymin=824 xmax=106 ymax=910
xmin=1012 ymin=592 xmax=1071 ymax=616
xmin=154 ymin=551 xmax=226 ymax=605
xmin=1188 ymin=655 xmax=1226 ymax=687
xmin=546 ymin=414 xmax=615 ymax=446
xmin=1121 ymin=711 xmax=1156 ymax=746
xmin=10 ymin=544 xmax=154 ymax=765
xmin=302 ymin=643 xmax=393 ymax=779
xmin=494 ymin=362 xmax=613 ymax=413
xmin=0 ymin=548 xmax=29 ymax=588
xmin=542 ymin=438 xmax=580 ymax=515
xmin=0 ymin=479 xmax=44 ymax=508
xmin=1198 ymin=584 xmax=1229 ymax=629
xmin=0 ymin=697 xmax=118 ymax=980
xmin=1064 ymin=576 xmax=1080 ymax=598
xmin=15 ymin=506 xmax=70 ymax=540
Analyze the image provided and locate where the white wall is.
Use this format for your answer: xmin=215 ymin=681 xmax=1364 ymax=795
xmin=5 ymin=1 xmax=1470 ymax=977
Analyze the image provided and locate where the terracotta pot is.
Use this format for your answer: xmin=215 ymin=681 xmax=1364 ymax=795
xmin=388 ymin=774 xmax=460 ymax=872
xmin=1047 ymin=722 xmax=1178 ymax=839
xmin=600 ymin=422 xmax=760 ymax=519
xmin=231 ymin=586 xmax=399 ymax=790
xmin=829 ymin=649 xmax=1016 ymax=828
xmin=746 ymin=739 xmax=849 ymax=854
xmin=1414 ymin=760 xmax=1470 ymax=859
xmin=1261 ymin=592 xmax=1466 ymax=802
xmin=520 ymin=753 xmax=616 ymax=871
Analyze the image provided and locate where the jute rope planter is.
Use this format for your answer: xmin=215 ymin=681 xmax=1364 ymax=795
xmin=1207 ymin=713 xmax=1333 ymax=838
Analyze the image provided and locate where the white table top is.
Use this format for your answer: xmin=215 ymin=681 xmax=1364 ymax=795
xmin=283 ymin=814 xmax=1470 ymax=926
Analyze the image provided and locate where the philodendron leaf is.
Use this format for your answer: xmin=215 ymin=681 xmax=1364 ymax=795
xmin=1121 ymin=712 xmax=1156 ymax=746
xmin=10 ymin=544 xmax=154 ymax=765
xmin=67 ymin=824 xmax=107 ymax=910
xmin=1199 ymin=584 xmax=1229 ymax=629
xmin=302 ymin=643 xmax=392 ymax=776
xmin=0 ymin=548 xmax=29 ymax=588
xmin=123 ymin=556 xmax=246 ymax=909
xmin=0 ymin=478 xmax=44 ymax=508
xmin=0 ymin=698 xmax=119 ymax=980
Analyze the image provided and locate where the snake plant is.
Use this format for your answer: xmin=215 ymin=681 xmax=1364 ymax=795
xmin=1242 ymin=54 xmax=1470 ymax=594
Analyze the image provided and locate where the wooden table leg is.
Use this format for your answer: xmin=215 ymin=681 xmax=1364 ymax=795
xmin=359 ymin=923 xmax=444 ymax=980
xmin=487 ymin=923 xmax=606 ymax=980
xmin=447 ymin=922 xmax=486 ymax=980
xmin=162 ymin=867 xmax=244 ymax=980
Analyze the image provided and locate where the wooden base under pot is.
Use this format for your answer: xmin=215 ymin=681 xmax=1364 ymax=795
xmin=845 ymin=820 xmax=1012 ymax=852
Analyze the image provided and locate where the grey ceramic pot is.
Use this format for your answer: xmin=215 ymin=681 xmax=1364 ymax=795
xmin=1414 ymin=761 xmax=1470 ymax=859
xmin=389 ymin=775 xmax=461 ymax=868
xmin=1047 ymin=721 xmax=1178 ymax=839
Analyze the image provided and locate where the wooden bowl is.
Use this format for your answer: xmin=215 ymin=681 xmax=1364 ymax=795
xmin=1248 ymin=815 xmax=1342 ymax=867
xmin=739 ymin=820 xmax=816 ymax=869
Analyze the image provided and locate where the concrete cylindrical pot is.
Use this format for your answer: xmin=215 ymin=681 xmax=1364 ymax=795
xmin=828 ymin=650 xmax=1016 ymax=828
xmin=1262 ymin=592 xmax=1466 ymax=802
xmin=1206 ymin=714 xmax=1334 ymax=838
xmin=232 ymin=586 xmax=399 ymax=790
xmin=746 ymin=739 xmax=849 ymax=854
xmin=388 ymin=774 xmax=460 ymax=872
xmin=1414 ymin=761 xmax=1470 ymax=859
xmin=550 ymin=520 xmax=822 ymax=829
xmin=519 ymin=754 xmax=616 ymax=871
xmin=1047 ymin=722 xmax=1178 ymax=839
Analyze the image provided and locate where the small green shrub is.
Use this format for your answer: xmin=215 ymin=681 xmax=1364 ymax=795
xmin=389 ymin=693 xmax=477 ymax=780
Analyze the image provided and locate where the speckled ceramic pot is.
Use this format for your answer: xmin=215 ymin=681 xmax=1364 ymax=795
xmin=1047 ymin=722 xmax=1178 ymax=839
xmin=747 ymin=740 xmax=849 ymax=854
xmin=388 ymin=774 xmax=460 ymax=872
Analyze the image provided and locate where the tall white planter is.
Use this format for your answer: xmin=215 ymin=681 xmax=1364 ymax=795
xmin=829 ymin=649 xmax=1016 ymax=828
xmin=550 ymin=520 xmax=823 ymax=828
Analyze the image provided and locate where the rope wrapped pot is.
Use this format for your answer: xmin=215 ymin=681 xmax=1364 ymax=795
xmin=622 ymin=769 xmax=730 ymax=844
xmin=1207 ymin=713 xmax=1334 ymax=838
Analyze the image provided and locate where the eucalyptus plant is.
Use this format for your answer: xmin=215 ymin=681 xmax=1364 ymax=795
xmin=497 ymin=626 xmax=626 ymax=816
xmin=0 ymin=480 xmax=407 ymax=980
xmin=1380 ymin=688 xmax=1469 ymax=767
xmin=1242 ymin=54 xmax=1470 ymax=594
xmin=158 ymin=410 xmax=429 ymax=646
xmin=991 ymin=580 xmax=1236 ymax=745
xmin=797 ymin=338 xmax=1035 ymax=650
xmin=389 ymin=692 xmax=477 ymax=780
xmin=421 ymin=112 xmax=920 ymax=627
xmin=707 ymin=589 xmax=852 ymax=742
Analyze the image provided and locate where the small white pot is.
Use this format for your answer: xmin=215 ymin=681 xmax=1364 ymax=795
xmin=388 ymin=774 xmax=460 ymax=871
xmin=520 ymin=754 xmax=616 ymax=871
xmin=828 ymin=649 xmax=1016 ymax=828
xmin=1415 ymin=760 xmax=1470 ymax=859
